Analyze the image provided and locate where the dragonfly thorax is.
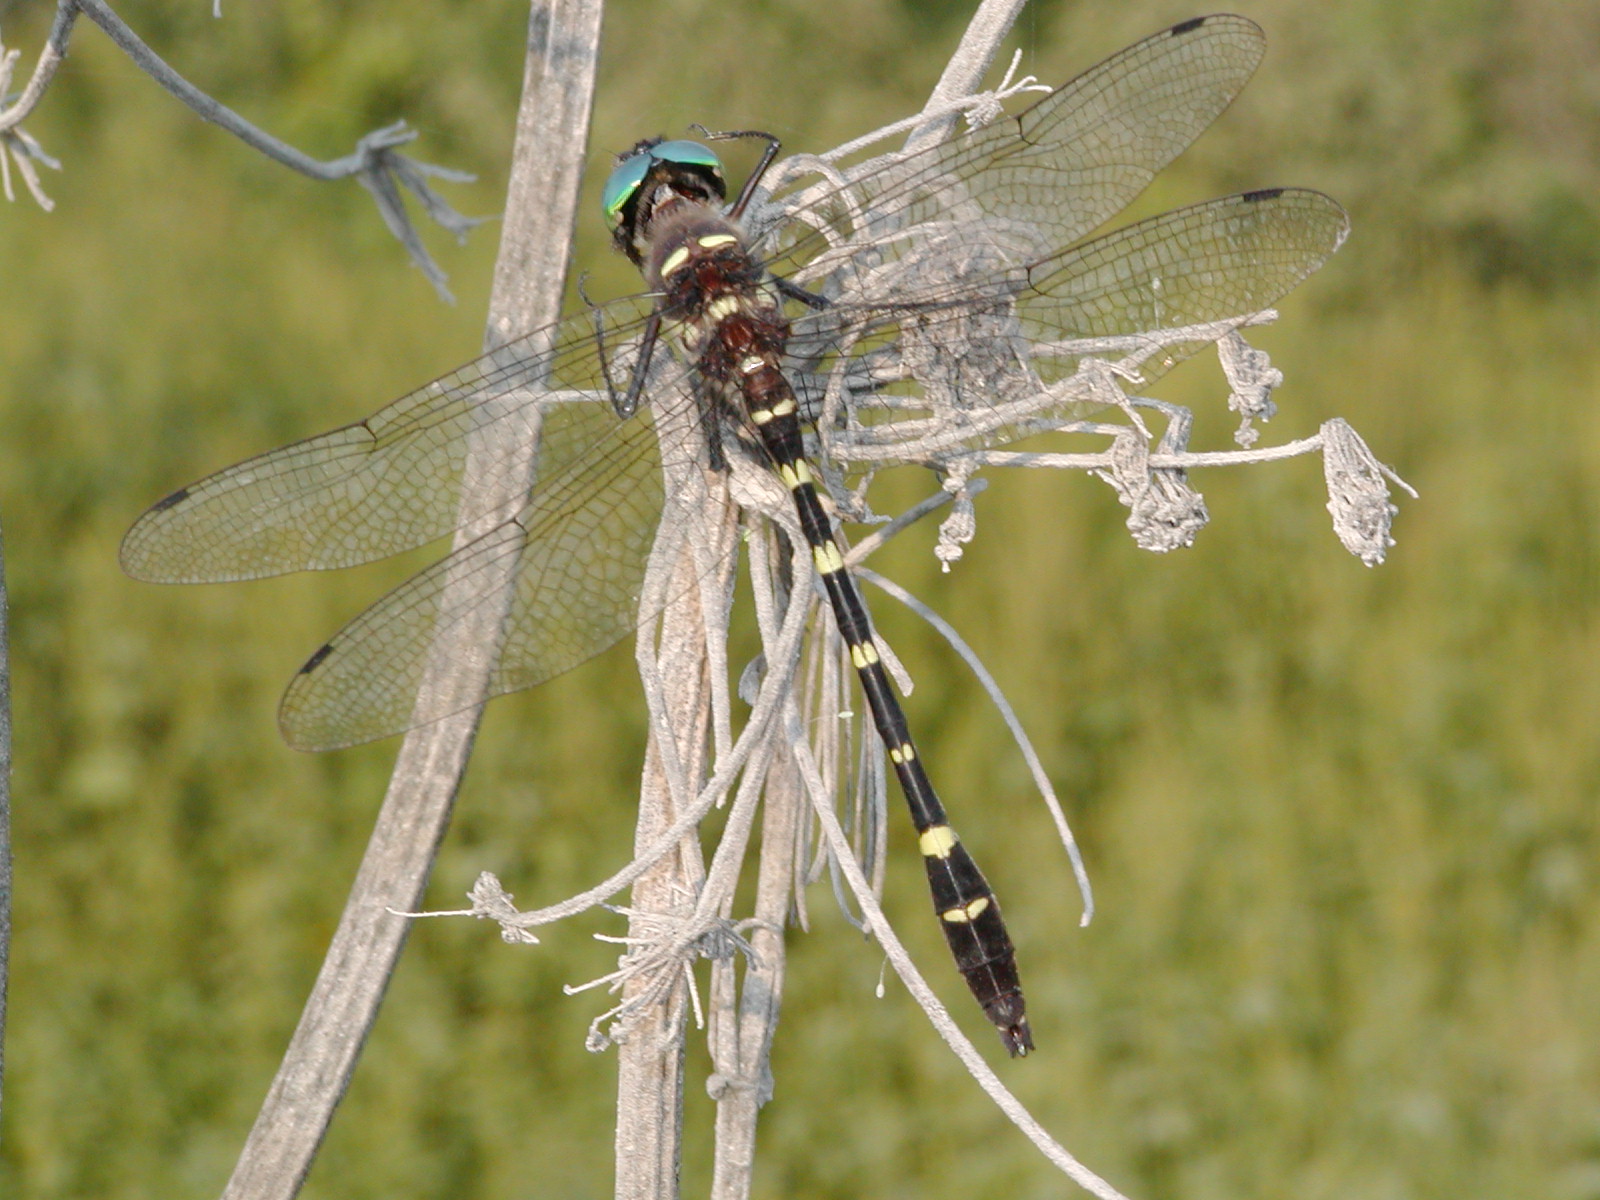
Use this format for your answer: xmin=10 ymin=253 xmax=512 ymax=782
xmin=644 ymin=208 xmax=784 ymax=368
xmin=644 ymin=207 xmax=757 ymax=293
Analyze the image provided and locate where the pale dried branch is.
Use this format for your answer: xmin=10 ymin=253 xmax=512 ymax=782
xmin=1 ymin=0 xmax=484 ymax=296
xmin=814 ymin=318 xmax=1410 ymax=564
xmin=216 ymin=3 xmax=602 ymax=1198
xmin=0 ymin=14 xmax=69 ymax=209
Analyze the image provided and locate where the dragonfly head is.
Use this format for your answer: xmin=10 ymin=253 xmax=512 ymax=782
xmin=603 ymin=138 xmax=727 ymax=265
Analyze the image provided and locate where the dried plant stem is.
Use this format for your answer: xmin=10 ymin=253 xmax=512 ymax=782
xmin=2 ymin=1 xmax=482 ymax=294
xmin=217 ymin=3 xmax=602 ymax=1197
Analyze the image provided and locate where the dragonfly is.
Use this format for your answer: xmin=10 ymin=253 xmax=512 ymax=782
xmin=122 ymin=14 xmax=1349 ymax=1056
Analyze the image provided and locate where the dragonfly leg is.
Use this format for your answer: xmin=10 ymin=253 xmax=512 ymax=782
xmin=691 ymin=124 xmax=783 ymax=218
xmin=774 ymin=275 xmax=830 ymax=311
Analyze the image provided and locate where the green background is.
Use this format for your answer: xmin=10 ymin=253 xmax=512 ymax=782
xmin=2 ymin=0 xmax=1597 ymax=1196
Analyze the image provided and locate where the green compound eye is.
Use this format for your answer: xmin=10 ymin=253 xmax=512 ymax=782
xmin=602 ymin=140 xmax=724 ymax=230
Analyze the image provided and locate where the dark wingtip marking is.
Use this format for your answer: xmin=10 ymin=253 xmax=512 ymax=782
xmin=151 ymin=485 xmax=191 ymax=512
xmin=300 ymin=643 xmax=335 ymax=674
xmin=1241 ymin=187 xmax=1286 ymax=203
xmin=1170 ymin=16 xmax=1207 ymax=35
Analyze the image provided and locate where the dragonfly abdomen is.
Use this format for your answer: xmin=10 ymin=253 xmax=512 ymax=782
xmin=711 ymin=290 xmax=1033 ymax=1055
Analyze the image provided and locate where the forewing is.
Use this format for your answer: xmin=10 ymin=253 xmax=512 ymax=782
xmin=757 ymin=15 xmax=1265 ymax=292
xmin=121 ymin=294 xmax=660 ymax=583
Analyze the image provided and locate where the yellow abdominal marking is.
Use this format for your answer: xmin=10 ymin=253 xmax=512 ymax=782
xmin=706 ymin=295 xmax=740 ymax=322
xmin=918 ymin=824 xmax=957 ymax=859
xmin=776 ymin=460 xmax=812 ymax=490
xmin=660 ymin=246 xmax=691 ymax=277
xmin=767 ymin=396 xmax=796 ymax=417
xmin=850 ymin=641 xmax=880 ymax=669
xmin=698 ymin=233 xmax=738 ymax=248
xmin=739 ymin=355 xmax=766 ymax=376
xmin=941 ymin=897 xmax=991 ymax=924
xmin=812 ymin=540 xmax=845 ymax=575
xmin=889 ymin=742 xmax=916 ymax=765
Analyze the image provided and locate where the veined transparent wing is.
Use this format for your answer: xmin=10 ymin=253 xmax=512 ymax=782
xmin=756 ymin=15 xmax=1267 ymax=293
xmin=1014 ymin=188 xmax=1349 ymax=386
xmin=784 ymin=188 xmax=1348 ymax=451
xmin=120 ymin=294 xmax=661 ymax=583
xmin=275 ymin=363 xmax=699 ymax=751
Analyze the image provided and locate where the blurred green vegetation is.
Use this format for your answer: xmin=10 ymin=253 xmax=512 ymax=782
xmin=1 ymin=0 xmax=1597 ymax=1196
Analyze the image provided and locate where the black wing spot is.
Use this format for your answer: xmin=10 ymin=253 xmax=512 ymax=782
xmin=300 ymin=643 xmax=335 ymax=674
xmin=1170 ymin=16 xmax=1207 ymax=36
xmin=151 ymin=486 xmax=191 ymax=512
xmin=1241 ymin=187 xmax=1285 ymax=203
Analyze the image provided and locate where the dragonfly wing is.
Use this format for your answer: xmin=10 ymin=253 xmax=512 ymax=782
xmin=276 ymin=370 xmax=693 ymax=751
xmin=1015 ymin=188 xmax=1351 ymax=390
xmin=121 ymin=294 xmax=660 ymax=583
xmin=758 ymin=15 xmax=1265 ymax=291
xmin=785 ymin=189 xmax=1348 ymax=447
